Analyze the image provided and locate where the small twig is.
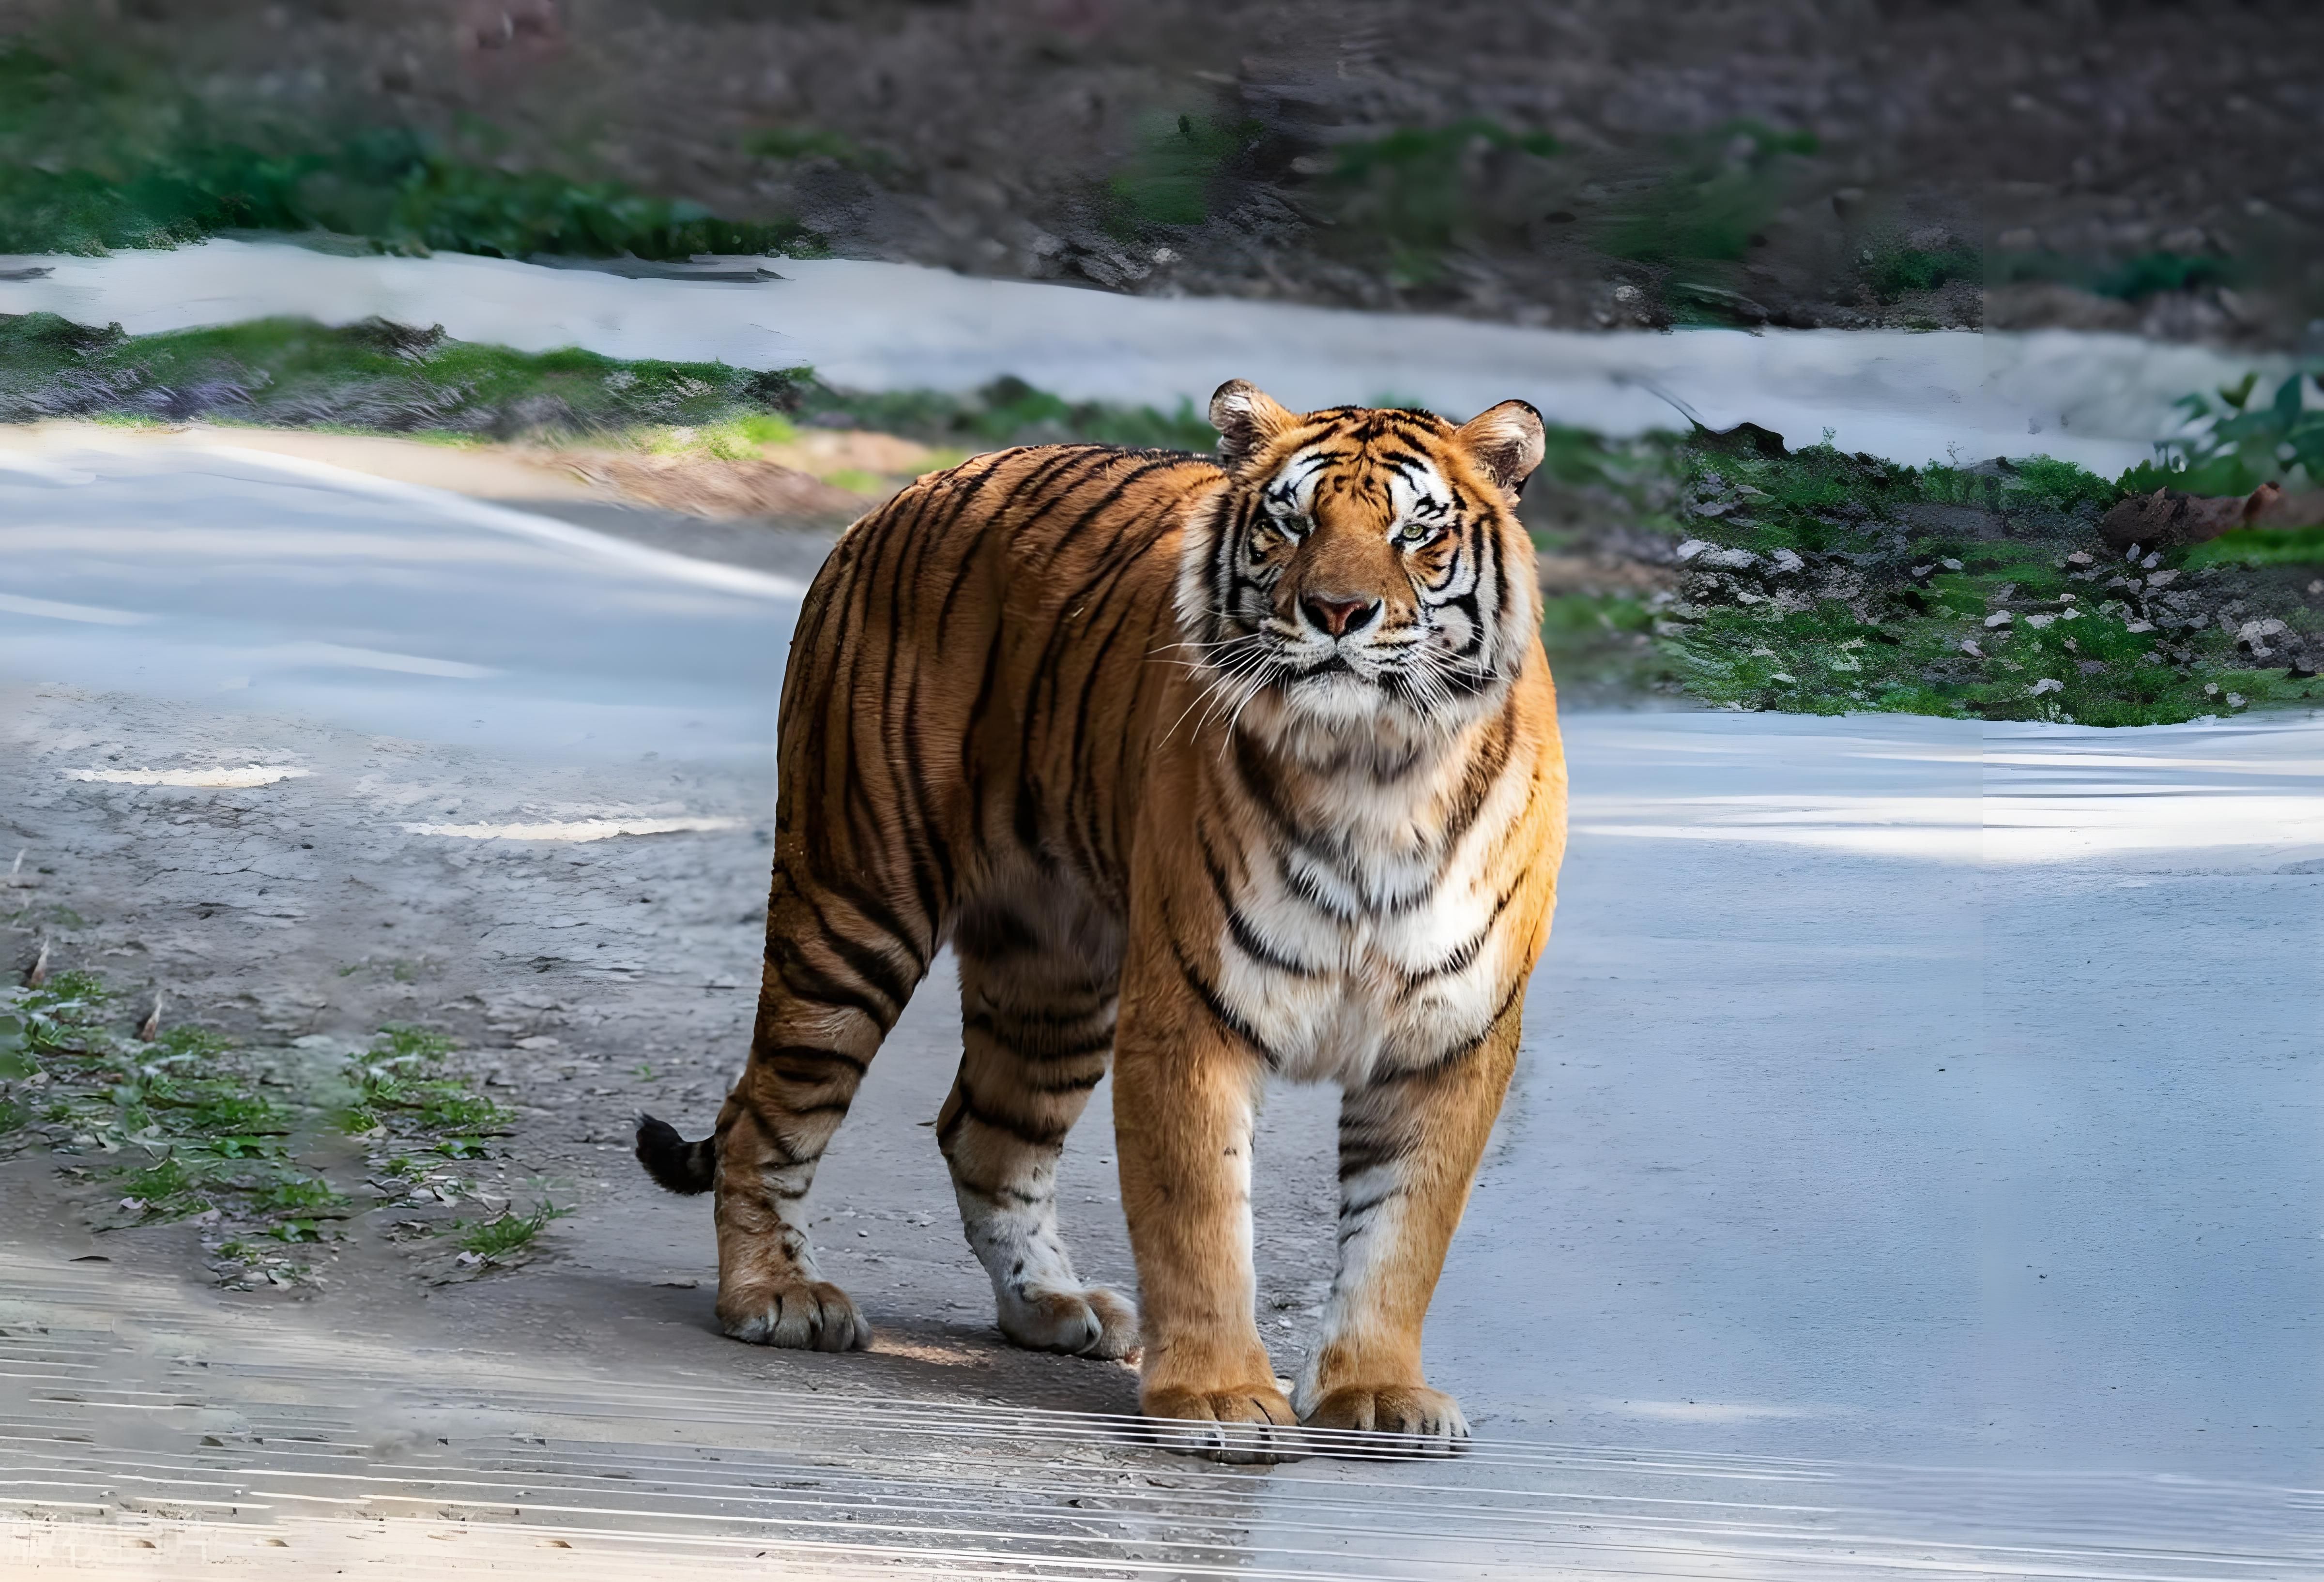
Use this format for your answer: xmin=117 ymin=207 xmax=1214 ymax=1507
xmin=137 ymin=992 xmax=164 ymax=1043
xmin=25 ymin=939 xmax=50 ymax=989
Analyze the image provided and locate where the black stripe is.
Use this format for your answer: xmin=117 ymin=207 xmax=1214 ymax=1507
xmin=1380 ymin=975 xmax=1528 ymax=1087
xmin=755 ymin=1043 xmax=870 ymax=1078
xmin=1166 ymin=929 xmax=1279 ymax=1068
xmin=951 ymin=1079 xmax=1071 ymax=1147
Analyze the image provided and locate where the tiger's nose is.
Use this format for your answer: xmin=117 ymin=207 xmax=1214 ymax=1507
xmin=1300 ymin=592 xmax=1380 ymax=638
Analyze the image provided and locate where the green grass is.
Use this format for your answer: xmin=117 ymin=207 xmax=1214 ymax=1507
xmin=800 ymin=375 xmax=1218 ymax=452
xmin=1107 ymin=113 xmax=1262 ymax=229
xmin=340 ymin=1024 xmax=512 ymax=1140
xmin=0 ymin=312 xmax=816 ymax=437
xmin=1643 ymin=432 xmax=2320 ymax=724
xmin=1 ymin=972 xmax=527 ymax=1282
xmin=2187 ymin=524 xmax=2324 ymax=568
xmin=1 ymin=312 xmax=1221 ymax=457
xmin=458 ymin=1200 xmax=571 ymax=1261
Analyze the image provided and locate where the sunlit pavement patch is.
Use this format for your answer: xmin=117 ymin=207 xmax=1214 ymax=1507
xmin=399 ymin=816 xmax=743 ymax=842
xmin=66 ymin=766 xmax=312 ymax=788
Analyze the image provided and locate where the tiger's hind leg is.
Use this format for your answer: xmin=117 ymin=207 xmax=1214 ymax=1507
xmin=939 ymin=894 xmax=1137 ymax=1360
xmin=709 ymin=860 xmax=933 ymax=1352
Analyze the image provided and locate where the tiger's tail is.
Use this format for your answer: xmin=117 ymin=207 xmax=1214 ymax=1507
xmin=634 ymin=1113 xmax=716 ymax=1195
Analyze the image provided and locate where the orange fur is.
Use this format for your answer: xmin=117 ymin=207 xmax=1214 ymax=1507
xmin=636 ymin=382 xmax=1567 ymax=1457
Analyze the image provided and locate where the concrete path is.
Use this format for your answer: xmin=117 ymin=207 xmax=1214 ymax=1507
xmin=1 ymin=433 xmax=2318 ymax=1573
xmin=4 ymin=239 xmax=2300 ymax=472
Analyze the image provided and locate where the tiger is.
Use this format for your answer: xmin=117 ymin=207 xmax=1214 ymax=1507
xmin=636 ymin=380 xmax=1567 ymax=1460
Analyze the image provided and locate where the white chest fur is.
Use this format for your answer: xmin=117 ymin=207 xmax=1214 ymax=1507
xmin=1206 ymin=742 xmax=1530 ymax=1086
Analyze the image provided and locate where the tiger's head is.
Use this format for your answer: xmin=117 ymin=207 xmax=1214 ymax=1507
xmin=1175 ymin=380 xmax=1546 ymax=743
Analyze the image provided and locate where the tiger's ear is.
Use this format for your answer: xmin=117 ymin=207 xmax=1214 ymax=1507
xmin=1209 ymin=380 xmax=1297 ymax=471
xmin=1457 ymin=399 xmax=1547 ymax=496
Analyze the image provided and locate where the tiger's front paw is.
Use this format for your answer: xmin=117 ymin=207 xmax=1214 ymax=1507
xmin=998 ymin=1283 xmax=1141 ymax=1361
xmin=1300 ymin=1384 xmax=1469 ymax=1457
xmin=1143 ymin=1383 xmax=1300 ymax=1464
xmin=717 ymin=1278 xmax=871 ymax=1352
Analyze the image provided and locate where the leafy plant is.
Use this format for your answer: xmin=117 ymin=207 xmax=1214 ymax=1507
xmin=2125 ymin=371 xmax=2324 ymax=499
xmin=458 ymin=1200 xmax=571 ymax=1260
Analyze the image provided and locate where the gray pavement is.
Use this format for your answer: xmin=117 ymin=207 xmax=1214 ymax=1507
xmin=1 ymin=433 xmax=2319 ymax=1573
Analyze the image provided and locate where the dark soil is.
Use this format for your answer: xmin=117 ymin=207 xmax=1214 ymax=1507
xmin=1 ymin=0 xmax=2318 ymax=347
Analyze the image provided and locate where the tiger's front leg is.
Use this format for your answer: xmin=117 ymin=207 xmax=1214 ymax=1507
xmin=1111 ymin=969 xmax=1295 ymax=1464
xmin=1293 ymin=996 xmax=1523 ymax=1455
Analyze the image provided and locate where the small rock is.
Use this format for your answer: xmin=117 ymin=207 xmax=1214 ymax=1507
xmin=1769 ymin=672 xmax=1797 ymax=685
xmin=2030 ymin=678 xmax=2064 ymax=696
xmin=1768 ymin=548 xmax=1804 ymax=574
xmin=2125 ymin=620 xmax=2155 ymax=633
xmin=1941 ymin=558 xmax=1963 ymax=572
xmin=2022 ymin=613 xmax=2055 ymax=629
xmin=1985 ymin=611 xmax=2013 ymax=627
xmin=2203 ymin=683 xmax=2221 ymax=696
xmin=2064 ymin=551 xmax=2094 ymax=567
xmin=1959 ymin=640 xmax=1985 ymax=658
xmin=456 ymin=1251 xmax=482 ymax=1266
xmin=2144 ymin=569 xmax=2179 ymax=589
xmin=2078 ymin=661 xmax=2107 ymax=676
xmin=514 ymin=1035 xmax=560 ymax=1050
xmin=654 ymin=1277 xmax=700 ymax=1289
xmin=2227 ymin=692 xmax=2247 ymax=710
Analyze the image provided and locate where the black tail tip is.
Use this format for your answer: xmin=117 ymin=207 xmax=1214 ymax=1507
xmin=635 ymin=1112 xmax=715 ymax=1195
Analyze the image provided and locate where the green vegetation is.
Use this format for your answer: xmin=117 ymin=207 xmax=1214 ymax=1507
xmin=0 ymin=37 xmax=814 ymax=260
xmin=1606 ymin=120 xmax=1817 ymax=271
xmin=0 ymin=970 xmax=533 ymax=1287
xmin=1864 ymin=242 xmax=1983 ymax=303
xmin=743 ymin=125 xmax=898 ymax=183
xmin=0 ymin=313 xmax=1220 ymax=458
xmin=1320 ymin=119 xmax=1560 ymax=284
xmin=1994 ymin=245 xmax=2237 ymax=304
xmin=1107 ymin=113 xmax=1262 ymax=229
xmin=457 ymin=1199 xmax=571 ymax=1261
xmin=2121 ymin=371 xmax=2324 ymax=500
xmin=341 ymin=1024 xmax=513 ymax=1149
xmin=1636 ymin=433 xmax=2319 ymax=724
xmin=799 ymin=375 xmax=1219 ymax=453
xmin=0 ymin=312 xmax=812 ymax=437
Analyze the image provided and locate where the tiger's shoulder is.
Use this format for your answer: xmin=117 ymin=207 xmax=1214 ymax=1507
xmin=890 ymin=443 xmax=1230 ymax=551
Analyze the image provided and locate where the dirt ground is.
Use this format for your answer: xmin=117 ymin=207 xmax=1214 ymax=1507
xmin=2 ymin=0 xmax=2318 ymax=345
xmin=0 ymin=493 xmax=1346 ymax=1419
